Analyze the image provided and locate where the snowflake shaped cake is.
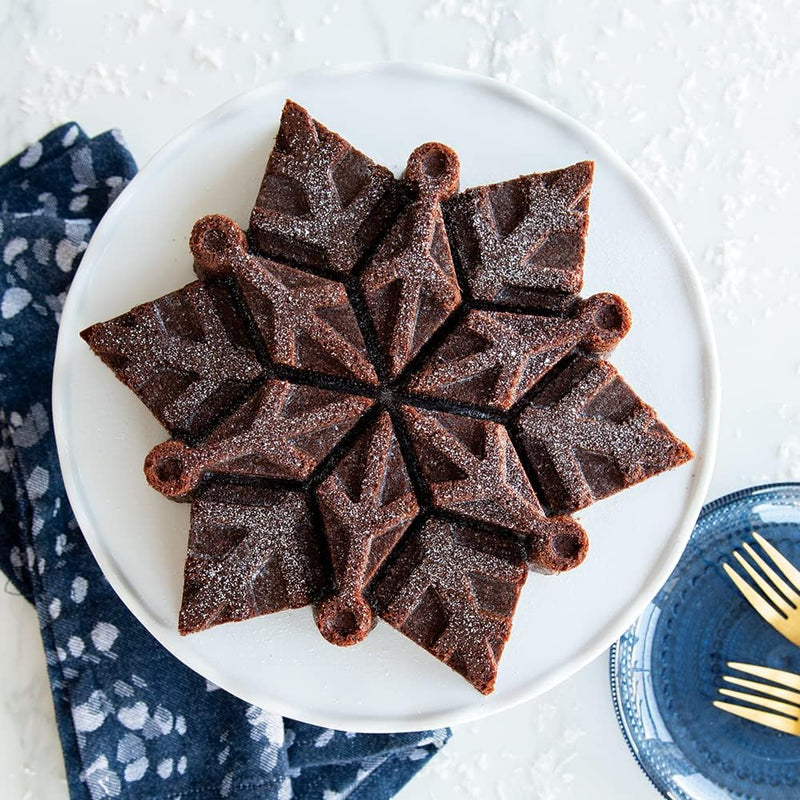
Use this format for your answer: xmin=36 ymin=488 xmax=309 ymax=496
xmin=82 ymin=100 xmax=692 ymax=694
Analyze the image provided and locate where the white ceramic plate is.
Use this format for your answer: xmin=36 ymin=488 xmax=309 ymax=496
xmin=53 ymin=63 xmax=719 ymax=733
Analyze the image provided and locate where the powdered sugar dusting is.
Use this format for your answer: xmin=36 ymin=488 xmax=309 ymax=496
xmin=446 ymin=162 xmax=591 ymax=303
xmin=518 ymin=356 xmax=692 ymax=513
xmin=81 ymin=281 xmax=264 ymax=437
xmin=373 ymin=517 xmax=527 ymax=693
xmin=180 ymin=487 xmax=323 ymax=633
xmin=83 ymin=97 xmax=692 ymax=689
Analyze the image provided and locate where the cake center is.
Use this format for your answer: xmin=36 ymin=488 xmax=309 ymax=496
xmin=376 ymin=386 xmax=399 ymax=407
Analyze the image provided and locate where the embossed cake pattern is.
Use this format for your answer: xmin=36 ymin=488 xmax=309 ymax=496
xmin=82 ymin=99 xmax=692 ymax=694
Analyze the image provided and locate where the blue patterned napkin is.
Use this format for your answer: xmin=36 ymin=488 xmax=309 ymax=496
xmin=0 ymin=124 xmax=448 ymax=800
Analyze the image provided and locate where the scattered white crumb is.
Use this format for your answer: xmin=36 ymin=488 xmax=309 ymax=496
xmin=192 ymin=44 xmax=223 ymax=70
xmin=181 ymin=9 xmax=196 ymax=29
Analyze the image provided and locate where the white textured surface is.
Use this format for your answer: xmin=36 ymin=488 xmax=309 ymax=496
xmin=1 ymin=0 xmax=799 ymax=798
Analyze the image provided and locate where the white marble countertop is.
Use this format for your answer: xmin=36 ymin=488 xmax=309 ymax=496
xmin=2 ymin=1 xmax=799 ymax=798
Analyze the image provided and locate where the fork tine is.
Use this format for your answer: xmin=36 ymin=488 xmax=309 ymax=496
xmin=723 ymin=675 xmax=800 ymax=705
xmin=733 ymin=550 xmax=793 ymax=615
xmin=723 ymin=563 xmax=786 ymax=626
xmin=728 ymin=662 xmax=800 ymax=691
xmin=743 ymin=542 xmax=800 ymax=607
xmin=754 ymin=532 xmax=800 ymax=596
xmin=714 ymin=701 xmax=800 ymax=735
xmin=718 ymin=687 xmax=800 ymax=718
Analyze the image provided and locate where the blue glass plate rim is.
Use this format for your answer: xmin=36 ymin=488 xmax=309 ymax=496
xmin=608 ymin=481 xmax=800 ymax=800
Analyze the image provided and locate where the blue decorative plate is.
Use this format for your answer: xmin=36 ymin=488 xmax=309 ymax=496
xmin=611 ymin=483 xmax=800 ymax=800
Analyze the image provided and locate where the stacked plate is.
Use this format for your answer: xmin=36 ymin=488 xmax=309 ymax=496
xmin=612 ymin=483 xmax=800 ymax=800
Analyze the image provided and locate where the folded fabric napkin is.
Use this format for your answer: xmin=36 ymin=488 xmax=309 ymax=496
xmin=0 ymin=124 xmax=448 ymax=800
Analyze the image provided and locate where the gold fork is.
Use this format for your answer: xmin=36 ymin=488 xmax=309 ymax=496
xmin=714 ymin=661 xmax=800 ymax=735
xmin=722 ymin=531 xmax=800 ymax=647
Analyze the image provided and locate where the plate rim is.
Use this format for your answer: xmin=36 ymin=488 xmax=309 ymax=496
xmin=609 ymin=482 xmax=800 ymax=800
xmin=52 ymin=61 xmax=721 ymax=732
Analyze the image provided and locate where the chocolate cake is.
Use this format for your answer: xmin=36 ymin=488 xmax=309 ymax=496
xmin=144 ymin=380 xmax=373 ymax=500
xmin=515 ymin=355 xmax=693 ymax=514
xmin=191 ymin=214 xmax=378 ymax=385
xmin=360 ymin=142 xmax=461 ymax=377
xmin=406 ymin=293 xmax=631 ymax=411
xmin=314 ymin=411 xmax=418 ymax=646
xmin=81 ymin=99 xmax=693 ymax=694
xmin=444 ymin=161 xmax=594 ymax=310
xmin=80 ymin=280 xmax=263 ymax=439
xmin=372 ymin=518 xmax=528 ymax=695
xmin=249 ymin=99 xmax=402 ymax=274
xmin=180 ymin=480 xmax=325 ymax=634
